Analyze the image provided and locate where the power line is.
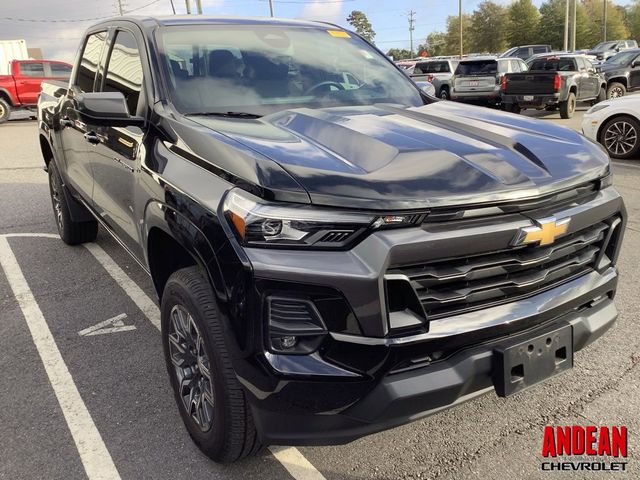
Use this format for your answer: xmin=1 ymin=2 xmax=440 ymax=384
xmin=0 ymin=0 xmax=162 ymax=23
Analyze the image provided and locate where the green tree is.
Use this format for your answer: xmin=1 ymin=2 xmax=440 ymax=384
xmin=443 ymin=13 xmax=473 ymax=56
xmin=581 ymin=0 xmax=629 ymax=47
xmin=627 ymin=0 xmax=640 ymax=42
xmin=469 ymin=1 xmax=509 ymax=53
xmin=506 ymin=0 xmax=540 ymax=47
xmin=425 ymin=31 xmax=446 ymax=57
xmin=346 ymin=10 xmax=375 ymax=43
xmin=386 ymin=48 xmax=412 ymax=60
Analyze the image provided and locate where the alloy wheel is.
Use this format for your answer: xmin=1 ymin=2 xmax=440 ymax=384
xmin=0 ymin=103 xmax=5 ymax=118
xmin=609 ymin=86 xmax=624 ymax=98
xmin=604 ymin=120 xmax=638 ymax=157
xmin=168 ymin=304 xmax=215 ymax=432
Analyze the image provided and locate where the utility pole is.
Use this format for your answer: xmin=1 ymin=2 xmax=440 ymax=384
xmin=268 ymin=0 xmax=274 ymax=17
xmin=564 ymin=0 xmax=569 ymax=51
xmin=459 ymin=0 xmax=463 ymax=58
xmin=169 ymin=0 xmax=176 ymax=14
xmin=408 ymin=10 xmax=416 ymax=58
xmin=603 ymin=0 xmax=608 ymax=42
xmin=185 ymin=0 xmax=191 ymax=14
xmin=115 ymin=0 xmax=125 ymax=15
xmin=571 ymin=0 xmax=577 ymax=52
xmin=195 ymin=0 xmax=202 ymax=14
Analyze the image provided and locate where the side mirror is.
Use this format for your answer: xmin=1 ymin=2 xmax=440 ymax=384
xmin=414 ymin=81 xmax=436 ymax=97
xmin=632 ymin=61 xmax=638 ymax=68
xmin=75 ymin=91 xmax=144 ymax=127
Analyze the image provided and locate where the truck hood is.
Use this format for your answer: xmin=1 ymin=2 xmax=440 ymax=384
xmin=191 ymin=102 xmax=609 ymax=210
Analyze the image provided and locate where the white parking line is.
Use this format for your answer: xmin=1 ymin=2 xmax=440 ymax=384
xmin=1 ymin=233 xmax=325 ymax=480
xmin=0 ymin=236 xmax=121 ymax=480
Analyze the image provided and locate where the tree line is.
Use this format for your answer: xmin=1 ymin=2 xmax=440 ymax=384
xmin=384 ymin=0 xmax=640 ymax=61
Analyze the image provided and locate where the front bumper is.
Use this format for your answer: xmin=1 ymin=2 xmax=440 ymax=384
xmin=581 ymin=114 xmax=600 ymax=141
xmin=253 ymin=290 xmax=617 ymax=445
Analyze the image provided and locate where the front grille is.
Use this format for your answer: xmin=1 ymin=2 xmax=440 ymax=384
xmin=387 ymin=221 xmax=612 ymax=320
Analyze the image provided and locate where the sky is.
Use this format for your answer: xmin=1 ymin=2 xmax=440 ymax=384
xmin=0 ymin=0 xmax=633 ymax=62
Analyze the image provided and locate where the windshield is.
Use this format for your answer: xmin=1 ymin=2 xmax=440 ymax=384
xmin=159 ymin=25 xmax=424 ymax=116
xmin=592 ymin=41 xmax=617 ymax=52
xmin=604 ymin=50 xmax=638 ymax=66
xmin=455 ymin=60 xmax=497 ymax=76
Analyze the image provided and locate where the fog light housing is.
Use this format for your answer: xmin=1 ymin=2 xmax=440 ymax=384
xmin=267 ymin=297 xmax=328 ymax=354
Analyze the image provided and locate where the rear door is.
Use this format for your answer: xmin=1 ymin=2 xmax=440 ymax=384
xmin=13 ymin=61 xmax=45 ymax=104
xmin=47 ymin=62 xmax=73 ymax=81
xmin=90 ymin=27 xmax=146 ymax=261
xmin=59 ymin=30 xmax=108 ymax=202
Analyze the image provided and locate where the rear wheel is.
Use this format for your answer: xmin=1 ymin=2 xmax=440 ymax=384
xmin=559 ymin=92 xmax=576 ymax=119
xmin=607 ymin=82 xmax=626 ymax=99
xmin=504 ymin=103 xmax=521 ymax=114
xmin=600 ymin=115 xmax=640 ymax=159
xmin=439 ymin=88 xmax=450 ymax=100
xmin=48 ymin=160 xmax=98 ymax=245
xmin=0 ymin=98 xmax=10 ymax=124
xmin=595 ymin=86 xmax=606 ymax=104
xmin=162 ymin=266 xmax=262 ymax=463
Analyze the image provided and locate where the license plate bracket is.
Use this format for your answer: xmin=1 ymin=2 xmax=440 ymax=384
xmin=493 ymin=324 xmax=573 ymax=397
xmin=523 ymin=95 xmax=534 ymax=101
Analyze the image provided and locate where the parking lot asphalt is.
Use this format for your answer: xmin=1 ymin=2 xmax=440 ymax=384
xmin=1 ymin=107 xmax=639 ymax=480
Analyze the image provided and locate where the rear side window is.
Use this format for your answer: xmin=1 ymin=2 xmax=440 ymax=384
xmin=20 ymin=62 xmax=45 ymax=77
xmin=416 ymin=61 xmax=450 ymax=74
xmin=103 ymin=30 xmax=144 ymax=115
xmin=50 ymin=63 xmax=72 ymax=79
xmin=532 ymin=46 xmax=548 ymax=54
xmin=529 ymin=58 xmax=577 ymax=71
xmin=455 ymin=60 xmax=497 ymax=75
xmin=76 ymin=32 xmax=107 ymax=93
xmin=515 ymin=48 xmax=530 ymax=60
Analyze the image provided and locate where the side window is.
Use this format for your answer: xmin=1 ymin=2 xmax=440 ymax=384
xmin=76 ymin=32 xmax=107 ymax=93
xmin=576 ymin=57 xmax=586 ymax=71
xmin=50 ymin=63 xmax=72 ymax=79
xmin=516 ymin=48 xmax=529 ymax=60
xmin=509 ymin=60 xmax=520 ymax=72
xmin=103 ymin=30 xmax=144 ymax=115
xmin=20 ymin=62 xmax=45 ymax=77
xmin=532 ymin=46 xmax=547 ymax=55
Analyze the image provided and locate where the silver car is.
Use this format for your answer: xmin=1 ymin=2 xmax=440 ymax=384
xmin=451 ymin=57 xmax=528 ymax=106
xmin=409 ymin=58 xmax=459 ymax=99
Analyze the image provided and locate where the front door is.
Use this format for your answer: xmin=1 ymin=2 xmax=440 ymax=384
xmin=13 ymin=62 xmax=46 ymax=105
xmin=629 ymin=54 xmax=640 ymax=89
xmin=90 ymin=28 xmax=146 ymax=261
xmin=58 ymin=31 xmax=108 ymax=202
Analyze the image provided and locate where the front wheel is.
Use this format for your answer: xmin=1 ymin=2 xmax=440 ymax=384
xmin=161 ymin=266 xmax=262 ymax=463
xmin=559 ymin=92 xmax=576 ymax=119
xmin=600 ymin=115 xmax=640 ymax=159
xmin=48 ymin=160 xmax=98 ymax=245
xmin=607 ymin=82 xmax=626 ymax=99
xmin=439 ymin=88 xmax=450 ymax=100
xmin=0 ymin=98 xmax=10 ymax=124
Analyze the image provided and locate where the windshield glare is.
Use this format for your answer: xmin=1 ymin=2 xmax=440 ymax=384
xmin=604 ymin=51 xmax=638 ymax=66
xmin=593 ymin=41 xmax=617 ymax=52
xmin=159 ymin=25 xmax=424 ymax=116
xmin=455 ymin=60 xmax=497 ymax=76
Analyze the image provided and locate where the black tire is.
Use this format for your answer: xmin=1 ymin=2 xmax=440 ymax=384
xmin=0 ymin=98 xmax=10 ymax=124
xmin=504 ymin=103 xmax=521 ymax=114
xmin=161 ymin=266 xmax=262 ymax=463
xmin=559 ymin=92 xmax=576 ymax=119
xmin=599 ymin=115 xmax=640 ymax=159
xmin=48 ymin=160 xmax=98 ymax=245
xmin=607 ymin=82 xmax=626 ymax=99
xmin=439 ymin=87 xmax=450 ymax=100
xmin=595 ymin=86 xmax=606 ymax=104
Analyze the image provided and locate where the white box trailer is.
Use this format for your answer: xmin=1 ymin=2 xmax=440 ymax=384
xmin=0 ymin=39 xmax=29 ymax=76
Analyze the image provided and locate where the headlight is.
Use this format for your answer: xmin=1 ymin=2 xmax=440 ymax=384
xmin=223 ymin=189 xmax=421 ymax=248
xmin=586 ymin=104 xmax=610 ymax=115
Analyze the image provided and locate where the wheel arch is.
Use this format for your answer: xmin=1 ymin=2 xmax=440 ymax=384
xmin=0 ymin=88 xmax=14 ymax=106
xmin=144 ymin=201 xmax=227 ymax=302
xmin=607 ymin=77 xmax=628 ymax=88
xmin=39 ymin=134 xmax=54 ymax=168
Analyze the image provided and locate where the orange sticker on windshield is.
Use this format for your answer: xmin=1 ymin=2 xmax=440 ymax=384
xmin=327 ymin=30 xmax=351 ymax=38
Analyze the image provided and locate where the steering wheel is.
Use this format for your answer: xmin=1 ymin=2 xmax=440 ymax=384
xmin=304 ymin=81 xmax=345 ymax=96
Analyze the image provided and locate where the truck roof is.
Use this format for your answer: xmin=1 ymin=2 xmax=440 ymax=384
xmin=91 ymin=15 xmax=341 ymax=31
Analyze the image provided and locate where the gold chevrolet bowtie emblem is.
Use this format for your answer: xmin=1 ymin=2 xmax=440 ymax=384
xmin=513 ymin=217 xmax=571 ymax=247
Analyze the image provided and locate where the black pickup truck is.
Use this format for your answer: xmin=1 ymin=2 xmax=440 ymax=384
xmin=38 ymin=16 xmax=626 ymax=463
xmin=501 ymin=54 xmax=606 ymax=118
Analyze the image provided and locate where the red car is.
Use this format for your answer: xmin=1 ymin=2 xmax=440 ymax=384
xmin=0 ymin=59 xmax=72 ymax=123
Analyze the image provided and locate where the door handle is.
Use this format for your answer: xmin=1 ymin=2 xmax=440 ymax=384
xmin=60 ymin=117 xmax=73 ymax=128
xmin=83 ymin=132 xmax=100 ymax=145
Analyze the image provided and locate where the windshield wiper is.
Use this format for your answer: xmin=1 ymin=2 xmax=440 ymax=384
xmin=187 ymin=111 xmax=262 ymax=119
